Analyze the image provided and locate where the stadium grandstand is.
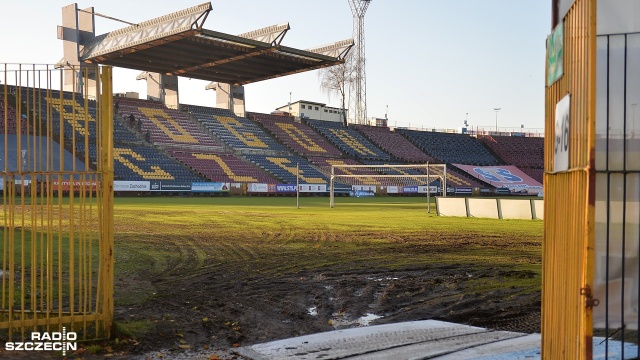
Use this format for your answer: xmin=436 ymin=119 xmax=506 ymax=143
xmin=306 ymin=119 xmax=390 ymax=161
xmin=1 ymin=82 xmax=545 ymax=195
xmin=182 ymin=105 xmax=287 ymax=152
xmin=354 ymin=124 xmax=435 ymax=163
xmin=248 ymin=112 xmax=344 ymax=158
xmin=479 ymin=135 xmax=544 ymax=183
xmin=0 ymin=96 xmax=28 ymax=134
xmin=181 ymin=105 xmax=335 ymax=185
xmin=166 ymin=150 xmax=276 ymax=184
xmin=0 ymin=135 xmax=86 ymax=175
xmin=352 ymin=124 xmax=492 ymax=188
xmin=113 ymin=146 xmax=204 ymax=182
xmin=396 ymin=129 xmax=502 ymax=166
xmin=308 ymin=157 xmax=384 ymax=186
xmin=244 ymin=154 xmax=329 ymax=184
xmin=116 ymin=98 xmax=220 ymax=148
xmin=0 ymin=87 xmax=88 ymax=185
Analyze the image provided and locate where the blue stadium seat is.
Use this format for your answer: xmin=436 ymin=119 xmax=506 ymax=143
xmin=306 ymin=119 xmax=390 ymax=161
xmin=183 ymin=105 xmax=288 ymax=151
xmin=0 ymin=135 xmax=85 ymax=177
xmin=114 ymin=146 xmax=205 ymax=182
xmin=243 ymin=154 xmax=328 ymax=184
xmin=397 ymin=129 xmax=501 ymax=166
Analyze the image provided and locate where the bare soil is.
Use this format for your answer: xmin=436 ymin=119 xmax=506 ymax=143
xmin=111 ymin=250 xmax=540 ymax=358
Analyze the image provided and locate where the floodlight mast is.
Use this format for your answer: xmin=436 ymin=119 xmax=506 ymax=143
xmin=349 ymin=0 xmax=371 ymax=125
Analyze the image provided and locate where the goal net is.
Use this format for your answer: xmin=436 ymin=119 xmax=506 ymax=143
xmin=329 ymin=163 xmax=447 ymax=210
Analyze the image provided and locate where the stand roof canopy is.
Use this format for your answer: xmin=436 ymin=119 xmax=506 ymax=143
xmin=67 ymin=2 xmax=352 ymax=86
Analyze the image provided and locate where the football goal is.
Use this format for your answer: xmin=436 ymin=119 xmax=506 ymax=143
xmin=329 ymin=163 xmax=447 ymax=211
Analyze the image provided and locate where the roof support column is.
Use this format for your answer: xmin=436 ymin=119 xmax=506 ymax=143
xmin=137 ymin=72 xmax=179 ymax=109
xmin=206 ymin=83 xmax=245 ymax=118
xmin=59 ymin=3 xmax=98 ymax=98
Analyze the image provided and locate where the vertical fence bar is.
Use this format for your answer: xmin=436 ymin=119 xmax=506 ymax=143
xmin=99 ymin=66 xmax=114 ymax=337
xmin=592 ymin=30 xmax=640 ymax=358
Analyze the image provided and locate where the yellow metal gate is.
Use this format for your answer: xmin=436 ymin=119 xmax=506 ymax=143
xmin=543 ymin=0 xmax=596 ymax=359
xmin=0 ymin=64 xmax=113 ymax=341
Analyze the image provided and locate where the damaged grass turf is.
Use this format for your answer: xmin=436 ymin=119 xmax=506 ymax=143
xmin=109 ymin=196 xmax=542 ymax=355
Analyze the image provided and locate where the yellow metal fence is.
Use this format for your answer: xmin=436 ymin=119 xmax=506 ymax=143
xmin=0 ymin=64 xmax=113 ymax=341
xmin=543 ymin=0 xmax=597 ymax=359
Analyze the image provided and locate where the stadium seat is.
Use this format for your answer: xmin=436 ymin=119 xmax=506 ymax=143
xmin=354 ymin=125 xmax=434 ymax=163
xmin=114 ymin=146 xmax=204 ymax=181
xmin=244 ymin=154 xmax=328 ymax=184
xmin=249 ymin=112 xmax=344 ymax=157
xmin=182 ymin=105 xmax=287 ymax=151
xmin=116 ymin=98 xmax=220 ymax=147
xmin=397 ymin=129 xmax=501 ymax=166
xmin=0 ymin=99 xmax=28 ymax=135
xmin=306 ymin=119 xmax=390 ymax=161
xmin=167 ymin=149 xmax=275 ymax=183
xmin=0 ymin=134 xmax=85 ymax=174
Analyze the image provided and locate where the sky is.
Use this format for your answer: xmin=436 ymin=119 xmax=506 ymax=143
xmin=1 ymin=1 xmax=551 ymax=132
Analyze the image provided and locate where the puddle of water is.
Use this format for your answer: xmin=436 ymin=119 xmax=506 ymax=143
xmin=368 ymin=276 xmax=399 ymax=282
xmin=330 ymin=312 xmax=383 ymax=329
xmin=357 ymin=313 xmax=382 ymax=326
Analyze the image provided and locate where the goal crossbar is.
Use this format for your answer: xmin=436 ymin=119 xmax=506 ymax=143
xmin=329 ymin=163 xmax=447 ymax=212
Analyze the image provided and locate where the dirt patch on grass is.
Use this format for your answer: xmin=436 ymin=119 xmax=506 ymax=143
xmin=113 ymin=235 xmax=541 ymax=357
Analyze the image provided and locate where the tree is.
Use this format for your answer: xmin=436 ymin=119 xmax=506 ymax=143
xmin=318 ymin=53 xmax=354 ymax=127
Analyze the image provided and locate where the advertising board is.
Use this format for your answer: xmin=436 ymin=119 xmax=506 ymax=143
xmin=114 ymin=181 xmax=150 ymax=192
xmin=191 ymin=182 xmax=230 ymax=192
xmin=453 ymin=164 xmax=543 ymax=195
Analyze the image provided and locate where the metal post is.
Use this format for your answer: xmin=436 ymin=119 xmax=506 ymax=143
xmin=443 ymin=164 xmax=447 ymax=198
xmin=426 ymin=163 xmax=430 ymax=213
xmin=330 ymin=166 xmax=335 ymax=208
xmin=296 ymin=162 xmax=299 ymax=209
xmin=99 ymin=66 xmax=114 ymax=337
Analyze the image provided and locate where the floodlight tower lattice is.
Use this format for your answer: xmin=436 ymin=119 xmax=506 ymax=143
xmin=349 ymin=0 xmax=371 ymax=125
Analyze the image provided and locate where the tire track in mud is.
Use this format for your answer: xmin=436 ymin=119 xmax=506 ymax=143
xmin=151 ymin=222 xmax=369 ymax=285
xmin=152 ymin=237 xmax=316 ymax=285
xmin=114 ymin=221 xmax=542 ymax=354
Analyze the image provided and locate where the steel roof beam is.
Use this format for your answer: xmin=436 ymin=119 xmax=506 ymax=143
xmin=84 ymin=30 xmax=198 ymax=64
xmin=237 ymin=23 xmax=290 ymax=46
xmin=81 ymin=2 xmax=211 ymax=60
xmin=168 ymin=47 xmax=280 ymax=76
xmin=236 ymin=60 xmax=343 ymax=86
xmin=307 ymin=39 xmax=354 ymax=60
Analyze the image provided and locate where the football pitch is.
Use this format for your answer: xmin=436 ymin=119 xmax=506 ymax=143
xmin=109 ymin=196 xmax=542 ymax=352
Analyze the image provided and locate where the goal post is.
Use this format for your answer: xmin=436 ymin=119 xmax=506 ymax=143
xmin=329 ymin=163 xmax=447 ymax=211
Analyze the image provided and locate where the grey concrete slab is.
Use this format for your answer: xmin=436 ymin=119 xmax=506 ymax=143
xmin=433 ymin=333 xmax=541 ymax=360
xmin=235 ymin=320 xmax=639 ymax=360
xmin=236 ymin=320 xmax=498 ymax=360
xmin=345 ymin=330 xmax=526 ymax=360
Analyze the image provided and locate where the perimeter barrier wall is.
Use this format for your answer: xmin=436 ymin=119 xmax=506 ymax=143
xmin=436 ymin=197 xmax=543 ymax=220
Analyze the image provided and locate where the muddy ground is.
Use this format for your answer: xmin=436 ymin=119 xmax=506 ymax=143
xmin=113 ymin=263 xmax=540 ymax=359
xmin=0 ymin=199 xmax=544 ymax=359
xmin=0 ymin=255 xmax=541 ymax=360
